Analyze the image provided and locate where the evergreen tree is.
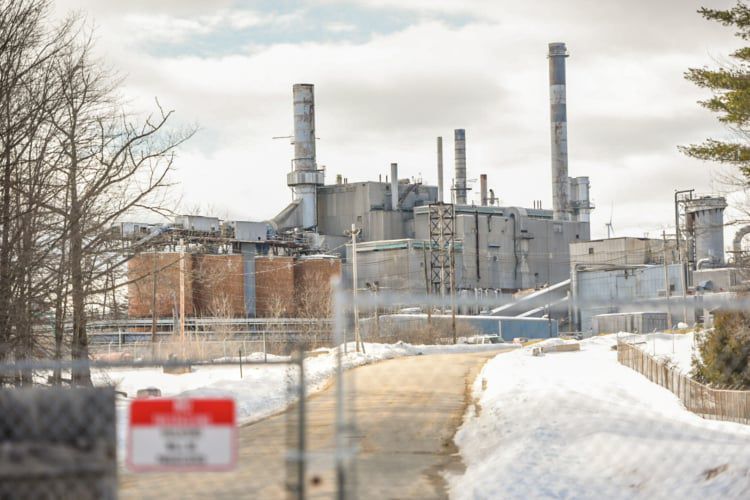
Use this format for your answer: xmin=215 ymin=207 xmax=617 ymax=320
xmin=692 ymin=311 xmax=750 ymax=387
xmin=682 ymin=1 xmax=750 ymax=180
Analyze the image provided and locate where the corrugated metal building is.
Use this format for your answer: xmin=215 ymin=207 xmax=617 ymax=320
xmin=570 ymin=237 xmax=678 ymax=267
xmin=316 ymin=180 xmax=437 ymax=247
xmin=413 ymin=205 xmax=589 ymax=291
xmin=345 ymin=239 xmax=463 ymax=292
xmin=592 ymin=312 xmax=668 ymax=334
xmin=573 ymin=263 xmax=687 ymax=332
xmin=173 ymin=215 xmax=221 ymax=234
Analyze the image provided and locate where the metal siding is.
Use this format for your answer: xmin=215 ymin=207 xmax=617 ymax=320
xmin=579 ymin=264 xmax=686 ymax=331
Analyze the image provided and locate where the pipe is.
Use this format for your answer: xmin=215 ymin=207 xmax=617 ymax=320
xmin=732 ymin=225 xmax=750 ymax=259
xmin=686 ymin=196 xmax=727 ymax=266
xmin=293 ymin=84 xmax=316 ymax=173
xmin=697 ymin=257 xmax=712 ymax=270
xmin=509 ymin=213 xmax=518 ymax=284
xmin=475 ymin=209 xmax=480 ymax=281
xmin=288 ymin=83 xmax=322 ymax=229
xmin=548 ymin=43 xmax=569 ymax=221
xmin=674 ymin=189 xmax=694 ymax=264
xmin=480 ymin=174 xmax=488 ymax=206
xmin=454 ymin=129 xmax=467 ymax=204
xmin=437 ymin=136 xmax=444 ymax=203
xmin=390 ymin=163 xmax=399 ymax=211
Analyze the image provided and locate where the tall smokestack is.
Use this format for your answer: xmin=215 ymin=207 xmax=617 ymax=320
xmin=288 ymin=83 xmax=323 ymax=228
xmin=548 ymin=43 xmax=569 ymax=221
xmin=390 ymin=163 xmax=399 ymax=211
xmin=437 ymin=136 xmax=444 ymax=203
xmin=480 ymin=174 xmax=488 ymax=206
xmin=454 ymin=129 xmax=467 ymax=205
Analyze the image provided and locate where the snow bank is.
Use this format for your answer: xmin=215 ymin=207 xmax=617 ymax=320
xmin=449 ymin=334 xmax=750 ymax=499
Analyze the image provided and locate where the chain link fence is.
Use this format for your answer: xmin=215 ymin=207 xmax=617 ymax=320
xmin=0 ymin=386 xmax=117 ymax=499
xmin=3 ymin=288 xmax=750 ymax=498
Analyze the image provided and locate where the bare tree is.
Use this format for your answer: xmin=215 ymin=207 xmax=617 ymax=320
xmin=0 ymin=0 xmax=73 ymax=384
xmin=0 ymin=1 xmax=193 ymax=386
xmin=49 ymin=34 xmax=193 ymax=384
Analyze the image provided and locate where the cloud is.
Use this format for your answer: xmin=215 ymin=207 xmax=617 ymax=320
xmin=326 ymin=22 xmax=356 ymax=33
xmin=51 ymin=0 xmax=747 ymax=245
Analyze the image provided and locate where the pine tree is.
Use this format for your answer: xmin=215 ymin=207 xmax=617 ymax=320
xmin=681 ymin=1 xmax=750 ymax=180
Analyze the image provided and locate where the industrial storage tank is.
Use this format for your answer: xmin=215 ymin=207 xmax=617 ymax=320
xmin=685 ymin=196 xmax=727 ymax=267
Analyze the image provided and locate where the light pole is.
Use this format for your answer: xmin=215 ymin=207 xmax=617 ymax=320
xmin=662 ymin=230 xmax=673 ymax=355
xmin=348 ymin=223 xmax=363 ymax=353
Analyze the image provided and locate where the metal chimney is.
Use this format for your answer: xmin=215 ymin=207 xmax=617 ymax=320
xmin=454 ymin=129 xmax=467 ymax=205
xmin=548 ymin=43 xmax=569 ymax=221
xmin=437 ymin=136 xmax=444 ymax=203
xmin=287 ymin=83 xmax=323 ymax=229
xmin=390 ymin=163 xmax=399 ymax=211
xmin=480 ymin=174 xmax=488 ymax=206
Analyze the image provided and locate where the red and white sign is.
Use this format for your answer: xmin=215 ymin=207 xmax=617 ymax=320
xmin=127 ymin=398 xmax=237 ymax=472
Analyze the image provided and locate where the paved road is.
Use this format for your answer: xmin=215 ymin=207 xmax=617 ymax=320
xmin=120 ymin=349 xmax=505 ymax=499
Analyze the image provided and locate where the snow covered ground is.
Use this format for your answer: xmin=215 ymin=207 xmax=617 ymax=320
xmin=449 ymin=334 xmax=750 ymax=499
xmin=96 ymin=341 xmax=509 ymax=462
xmin=623 ymin=331 xmax=697 ymax=374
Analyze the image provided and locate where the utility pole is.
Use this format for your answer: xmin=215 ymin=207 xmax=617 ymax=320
xmin=678 ymin=242 xmax=689 ymax=354
xmin=151 ymin=250 xmax=158 ymax=358
xmin=179 ymin=238 xmax=186 ymax=346
xmin=662 ymin=230 xmax=673 ymax=335
xmin=450 ymin=244 xmax=456 ymax=344
xmin=350 ymin=224 xmax=363 ymax=353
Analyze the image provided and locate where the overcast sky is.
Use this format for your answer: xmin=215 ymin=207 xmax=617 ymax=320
xmin=54 ymin=0 xmax=742 ymax=240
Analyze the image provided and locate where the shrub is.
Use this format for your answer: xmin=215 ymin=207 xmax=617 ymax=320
xmin=691 ymin=311 xmax=750 ymax=387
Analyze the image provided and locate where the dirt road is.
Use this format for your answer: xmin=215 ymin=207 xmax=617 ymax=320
xmin=120 ymin=349 xmax=506 ymax=499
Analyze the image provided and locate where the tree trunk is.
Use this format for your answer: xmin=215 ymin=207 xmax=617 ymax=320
xmin=69 ymin=146 xmax=91 ymax=386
